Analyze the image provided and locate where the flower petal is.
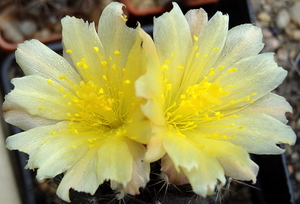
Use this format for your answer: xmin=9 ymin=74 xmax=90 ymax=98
xmin=112 ymin=139 xmax=150 ymax=194
xmin=97 ymin=137 xmax=133 ymax=186
xmin=163 ymin=132 xmax=201 ymax=171
xmin=153 ymin=3 xmax=193 ymax=87
xmin=15 ymin=39 xmax=81 ymax=89
xmin=144 ymin=128 xmax=166 ymax=162
xmin=4 ymin=75 xmax=75 ymax=122
xmin=236 ymin=92 xmax=292 ymax=124
xmin=135 ymin=29 xmax=165 ymax=126
xmin=189 ymin=135 xmax=258 ymax=182
xmin=197 ymin=113 xmax=296 ymax=154
xmin=98 ymin=2 xmax=138 ymax=68
xmin=180 ymin=11 xmax=229 ymax=90
xmin=185 ymin=8 xmax=208 ymax=38
xmin=3 ymin=100 xmax=57 ymax=130
xmin=216 ymin=53 xmax=287 ymax=110
xmin=181 ymin=151 xmax=225 ymax=196
xmin=214 ymin=24 xmax=264 ymax=68
xmin=6 ymin=121 xmax=89 ymax=180
xmin=56 ymin=148 xmax=99 ymax=202
xmin=61 ymin=16 xmax=104 ymax=84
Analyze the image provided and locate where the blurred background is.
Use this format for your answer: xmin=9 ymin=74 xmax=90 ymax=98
xmin=0 ymin=0 xmax=299 ymax=203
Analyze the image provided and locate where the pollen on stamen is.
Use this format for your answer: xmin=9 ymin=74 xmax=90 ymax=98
xmin=194 ymin=45 xmax=199 ymax=50
xmin=103 ymin=75 xmax=108 ymax=80
xmin=72 ymin=145 xmax=78 ymax=148
xmin=67 ymin=113 xmax=72 ymax=117
xmin=122 ymin=68 xmax=126 ymax=72
xmin=171 ymin=53 xmax=175 ymax=57
xmin=114 ymin=50 xmax=120 ymax=55
xmin=203 ymin=55 xmax=208 ymax=58
xmin=47 ymin=79 xmax=52 ymax=85
xmin=67 ymin=102 xmax=72 ymax=106
xmin=161 ymin=64 xmax=168 ymax=70
xmin=213 ymin=47 xmax=220 ymax=51
xmin=51 ymin=130 xmax=57 ymax=135
xmin=93 ymin=47 xmax=99 ymax=53
xmin=209 ymin=68 xmax=215 ymax=76
xmin=193 ymin=35 xmax=198 ymax=41
xmin=228 ymin=68 xmax=238 ymax=73
xmin=195 ymin=53 xmax=200 ymax=57
xmin=121 ymin=14 xmax=127 ymax=21
xmin=178 ymin=65 xmax=184 ymax=69
xmin=66 ymin=49 xmax=72 ymax=53
xmin=38 ymin=106 xmax=44 ymax=110
xmin=59 ymin=75 xmax=66 ymax=79
xmin=166 ymin=84 xmax=172 ymax=90
xmin=164 ymin=60 xmax=170 ymax=64
xmin=101 ymin=61 xmax=107 ymax=66
xmin=125 ymin=80 xmax=131 ymax=84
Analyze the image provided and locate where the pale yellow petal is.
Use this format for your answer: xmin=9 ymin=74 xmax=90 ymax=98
xmin=4 ymin=76 xmax=76 ymax=121
xmin=163 ymin=132 xmax=201 ymax=171
xmin=35 ymin=133 xmax=89 ymax=180
xmin=214 ymin=24 xmax=264 ymax=68
xmin=144 ymin=128 xmax=166 ymax=162
xmin=215 ymin=53 xmax=287 ymax=110
xmin=117 ymin=139 xmax=150 ymax=194
xmin=185 ymin=8 xmax=208 ymax=38
xmin=5 ymin=122 xmax=66 ymax=155
xmin=135 ymin=29 xmax=165 ymax=126
xmin=153 ymin=2 xmax=193 ymax=89
xmin=3 ymin=100 xmax=57 ymax=130
xmin=61 ymin=16 xmax=104 ymax=84
xmin=97 ymin=137 xmax=132 ymax=186
xmin=189 ymin=135 xmax=258 ymax=183
xmin=15 ymin=39 xmax=81 ymax=89
xmin=236 ymin=92 xmax=292 ymax=124
xmin=98 ymin=2 xmax=138 ymax=69
xmin=181 ymin=11 xmax=229 ymax=89
xmin=124 ymin=106 xmax=152 ymax=144
xmin=181 ymin=151 xmax=225 ymax=196
xmin=56 ymin=148 xmax=99 ymax=202
xmin=197 ymin=113 xmax=296 ymax=154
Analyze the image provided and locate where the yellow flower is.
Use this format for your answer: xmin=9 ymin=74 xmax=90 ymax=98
xmin=136 ymin=3 xmax=296 ymax=196
xmin=4 ymin=2 xmax=151 ymax=202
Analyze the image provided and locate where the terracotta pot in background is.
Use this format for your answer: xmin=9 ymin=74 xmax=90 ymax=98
xmin=119 ymin=0 xmax=219 ymax=17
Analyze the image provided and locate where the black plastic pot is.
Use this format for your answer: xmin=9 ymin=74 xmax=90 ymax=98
xmin=0 ymin=0 xmax=295 ymax=204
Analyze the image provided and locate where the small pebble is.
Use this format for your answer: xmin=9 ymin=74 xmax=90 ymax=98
xmin=262 ymin=28 xmax=273 ymax=38
xmin=1 ymin=21 xmax=24 ymax=43
xmin=295 ymin=172 xmax=300 ymax=182
xmin=276 ymin=48 xmax=289 ymax=61
xmin=19 ymin=20 xmax=37 ymax=38
xmin=257 ymin=12 xmax=272 ymax=22
xmin=276 ymin=9 xmax=290 ymax=29
xmin=263 ymin=37 xmax=280 ymax=52
xmin=290 ymin=1 xmax=300 ymax=26
xmin=33 ymin=28 xmax=51 ymax=40
xmin=291 ymin=152 xmax=299 ymax=162
xmin=293 ymin=30 xmax=300 ymax=42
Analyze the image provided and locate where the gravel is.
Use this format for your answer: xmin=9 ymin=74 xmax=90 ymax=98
xmin=250 ymin=0 xmax=300 ymax=203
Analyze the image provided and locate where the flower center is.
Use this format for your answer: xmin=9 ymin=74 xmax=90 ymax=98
xmin=164 ymin=66 xmax=256 ymax=137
